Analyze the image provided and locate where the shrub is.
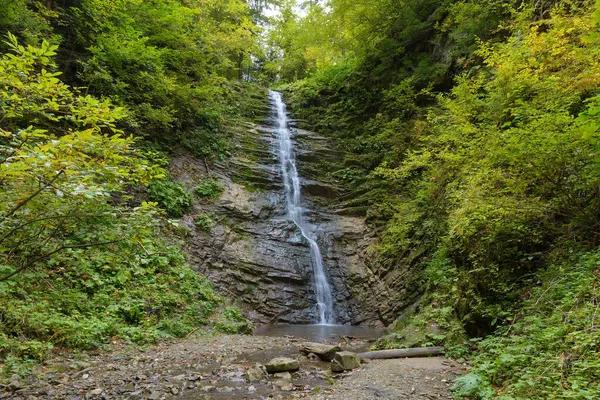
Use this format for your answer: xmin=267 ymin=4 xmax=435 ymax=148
xmin=148 ymin=179 xmax=192 ymax=217
xmin=194 ymin=179 xmax=223 ymax=199
xmin=194 ymin=213 xmax=214 ymax=232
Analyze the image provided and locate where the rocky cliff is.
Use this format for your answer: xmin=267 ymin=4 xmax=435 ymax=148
xmin=169 ymin=103 xmax=415 ymax=327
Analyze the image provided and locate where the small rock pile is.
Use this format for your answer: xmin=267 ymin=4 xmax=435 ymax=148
xmin=300 ymin=342 xmax=361 ymax=373
xmin=241 ymin=342 xmax=362 ymax=394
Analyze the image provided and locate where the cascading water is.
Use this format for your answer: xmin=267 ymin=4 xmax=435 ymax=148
xmin=270 ymin=90 xmax=335 ymax=325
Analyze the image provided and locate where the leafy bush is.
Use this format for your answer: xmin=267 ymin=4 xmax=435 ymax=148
xmin=194 ymin=179 xmax=223 ymax=199
xmin=148 ymin=179 xmax=192 ymax=217
xmin=194 ymin=213 xmax=214 ymax=233
xmin=181 ymin=126 xmax=230 ymax=161
xmin=283 ymin=5 xmax=600 ymax=399
xmin=0 ymin=37 xmax=249 ymax=378
xmin=454 ymin=251 xmax=600 ymax=399
xmin=215 ymin=306 xmax=252 ymax=334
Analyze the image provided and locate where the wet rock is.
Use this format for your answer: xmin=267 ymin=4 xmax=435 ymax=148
xmin=331 ymin=351 xmax=360 ymax=372
xmin=200 ymin=386 xmax=215 ymax=392
xmin=245 ymin=363 xmax=268 ymax=382
xmin=174 ymin=127 xmax=380 ymax=325
xmin=303 ymin=179 xmax=340 ymax=198
xmin=265 ymin=357 xmax=300 ymax=373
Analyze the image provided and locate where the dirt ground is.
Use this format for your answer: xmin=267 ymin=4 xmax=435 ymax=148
xmin=1 ymin=334 xmax=464 ymax=400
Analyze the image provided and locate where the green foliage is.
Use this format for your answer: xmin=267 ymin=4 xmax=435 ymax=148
xmin=194 ymin=213 xmax=214 ymax=233
xmin=1 ymin=0 xmax=267 ymax=156
xmin=194 ymin=179 xmax=223 ymax=200
xmin=280 ymin=1 xmax=600 ymax=398
xmin=454 ymin=251 xmax=600 ymax=399
xmin=0 ymin=0 xmax=58 ymax=53
xmin=214 ymin=306 xmax=252 ymax=334
xmin=148 ymin=179 xmax=192 ymax=218
xmin=0 ymin=37 xmax=249 ymax=377
xmin=71 ymin=0 xmax=263 ymax=143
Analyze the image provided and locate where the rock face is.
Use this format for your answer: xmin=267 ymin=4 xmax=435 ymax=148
xmin=331 ymin=351 xmax=360 ymax=372
xmin=265 ymin=357 xmax=300 ymax=373
xmin=171 ymin=105 xmax=414 ymax=326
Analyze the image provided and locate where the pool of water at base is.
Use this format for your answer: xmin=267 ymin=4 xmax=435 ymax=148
xmin=254 ymin=324 xmax=387 ymax=344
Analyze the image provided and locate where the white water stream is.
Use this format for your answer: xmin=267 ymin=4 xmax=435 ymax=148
xmin=270 ymin=90 xmax=335 ymax=325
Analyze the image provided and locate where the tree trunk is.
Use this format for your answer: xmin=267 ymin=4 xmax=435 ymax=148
xmin=358 ymin=347 xmax=444 ymax=360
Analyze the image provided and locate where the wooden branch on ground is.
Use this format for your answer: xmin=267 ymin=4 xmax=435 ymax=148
xmin=358 ymin=346 xmax=444 ymax=360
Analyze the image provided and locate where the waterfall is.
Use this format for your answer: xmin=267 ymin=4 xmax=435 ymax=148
xmin=270 ymin=90 xmax=335 ymax=325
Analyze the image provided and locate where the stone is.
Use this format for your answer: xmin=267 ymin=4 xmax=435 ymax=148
xmin=187 ymin=373 xmax=201 ymax=381
xmin=273 ymin=372 xmax=291 ymax=381
xmin=171 ymin=387 xmax=179 ymax=395
xmin=147 ymin=391 xmax=161 ymax=400
xmin=331 ymin=351 xmax=360 ymax=372
xmin=8 ymin=374 xmax=21 ymax=391
xmin=245 ymin=363 xmax=268 ymax=382
xmin=273 ymin=380 xmax=294 ymax=391
xmin=301 ymin=342 xmax=341 ymax=361
xmin=265 ymin=357 xmax=300 ymax=373
xmin=88 ymin=388 xmax=103 ymax=396
xmin=307 ymin=353 xmax=319 ymax=361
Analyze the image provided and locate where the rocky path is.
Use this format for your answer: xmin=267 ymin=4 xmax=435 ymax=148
xmin=312 ymin=357 xmax=460 ymax=400
xmin=2 ymin=335 xmax=463 ymax=400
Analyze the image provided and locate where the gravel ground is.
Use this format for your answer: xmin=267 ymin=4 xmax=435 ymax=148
xmin=1 ymin=334 xmax=463 ymax=400
xmin=312 ymin=357 xmax=463 ymax=400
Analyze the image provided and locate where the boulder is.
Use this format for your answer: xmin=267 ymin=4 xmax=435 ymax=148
xmin=331 ymin=351 xmax=360 ymax=372
xmin=301 ymin=342 xmax=342 ymax=361
xmin=265 ymin=357 xmax=300 ymax=373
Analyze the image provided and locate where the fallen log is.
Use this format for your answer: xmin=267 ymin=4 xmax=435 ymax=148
xmin=358 ymin=346 xmax=444 ymax=360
